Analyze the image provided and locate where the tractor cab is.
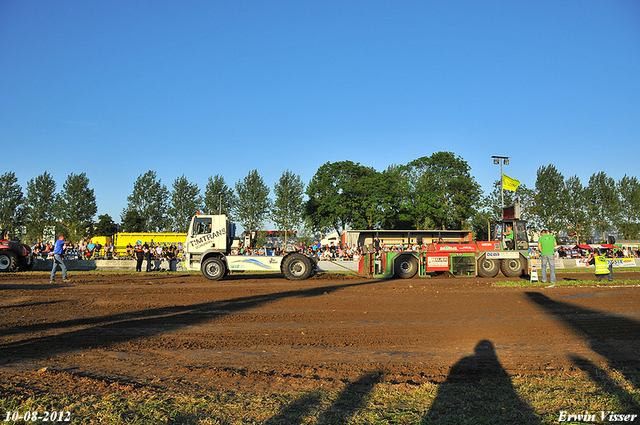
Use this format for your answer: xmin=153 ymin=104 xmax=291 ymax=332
xmin=492 ymin=218 xmax=529 ymax=251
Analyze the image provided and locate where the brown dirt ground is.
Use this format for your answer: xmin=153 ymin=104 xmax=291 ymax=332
xmin=1 ymin=271 xmax=639 ymax=396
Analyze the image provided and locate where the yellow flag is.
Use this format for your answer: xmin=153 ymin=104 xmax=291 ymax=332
xmin=502 ymin=174 xmax=520 ymax=191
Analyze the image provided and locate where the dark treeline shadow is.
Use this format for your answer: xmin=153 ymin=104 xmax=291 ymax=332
xmin=570 ymin=355 xmax=639 ymax=412
xmin=422 ymin=340 xmax=542 ymax=425
xmin=315 ymin=371 xmax=381 ymax=425
xmin=263 ymin=371 xmax=381 ymax=425
xmin=525 ymin=291 xmax=640 ymax=389
xmin=263 ymin=391 xmax=324 ymax=425
xmin=0 ymin=279 xmax=383 ymax=363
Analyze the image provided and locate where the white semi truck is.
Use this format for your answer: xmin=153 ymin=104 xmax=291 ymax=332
xmin=183 ymin=214 xmax=316 ymax=281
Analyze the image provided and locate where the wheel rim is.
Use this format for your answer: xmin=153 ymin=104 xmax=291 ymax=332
xmin=205 ymin=262 xmax=221 ymax=278
xmin=289 ymin=260 xmax=305 ymax=277
xmin=0 ymin=255 xmax=9 ymax=270
xmin=481 ymin=258 xmax=498 ymax=273
xmin=400 ymin=261 xmax=412 ymax=272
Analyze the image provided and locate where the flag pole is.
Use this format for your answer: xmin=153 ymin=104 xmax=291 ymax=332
xmin=500 ymin=163 xmax=504 ymax=210
xmin=492 ymin=156 xmax=509 ymax=213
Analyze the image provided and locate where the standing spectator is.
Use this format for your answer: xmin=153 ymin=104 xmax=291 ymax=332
xmin=166 ymin=245 xmax=177 ymax=271
xmin=537 ymin=230 xmax=557 ymax=285
xmin=134 ymin=243 xmax=144 ymax=272
xmin=373 ymin=237 xmax=381 ymax=254
xmin=144 ymin=243 xmax=153 ymax=272
xmin=50 ymin=235 xmax=69 ymax=283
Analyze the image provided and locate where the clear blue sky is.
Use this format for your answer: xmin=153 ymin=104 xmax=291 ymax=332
xmin=2 ymin=1 xmax=639 ymax=224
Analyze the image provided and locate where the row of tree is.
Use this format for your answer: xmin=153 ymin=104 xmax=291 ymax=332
xmin=2 ymin=152 xmax=639 ymax=244
xmin=0 ymin=171 xmax=98 ymax=243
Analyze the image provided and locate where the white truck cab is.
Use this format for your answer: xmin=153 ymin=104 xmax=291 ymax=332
xmin=183 ymin=214 xmax=316 ymax=281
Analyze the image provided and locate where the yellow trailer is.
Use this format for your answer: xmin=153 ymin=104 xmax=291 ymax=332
xmin=113 ymin=233 xmax=187 ymax=257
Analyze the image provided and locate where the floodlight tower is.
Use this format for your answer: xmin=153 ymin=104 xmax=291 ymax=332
xmin=492 ymin=156 xmax=509 ymax=209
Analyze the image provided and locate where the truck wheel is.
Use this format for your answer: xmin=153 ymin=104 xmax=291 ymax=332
xmin=477 ymin=255 xmax=499 ymax=278
xmin=500 ymin=257 xmax=525 ymax=277
xmin=395 ymin=255 xmax=418 ymax=279
xmin=282 ymin=253 xmax=313 ymax=280
xmin=201 ymin=257 xmax=226 ymax=281
xmin=0 ymin=252 xmax=17 ymax=272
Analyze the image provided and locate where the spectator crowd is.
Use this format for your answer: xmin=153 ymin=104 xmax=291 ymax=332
xmin=31 ymin=239 xmax=184 ymax=262
xmin=30 ymin=237 xmax=640 ymax=264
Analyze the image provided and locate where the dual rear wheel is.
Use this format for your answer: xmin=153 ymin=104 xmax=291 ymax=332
xmin=477 ymin=254 xmax=525 ymax=278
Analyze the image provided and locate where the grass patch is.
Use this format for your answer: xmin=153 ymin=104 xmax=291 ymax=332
xmin=552 ymin=266 xmax=640 ymax=273
xmin=1 ymin=367 xmax=639 ymax=424
xmin=495 ymin=278 xmax=640 ymax=287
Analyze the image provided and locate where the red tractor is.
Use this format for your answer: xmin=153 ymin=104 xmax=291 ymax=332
xmin=0 ymin=240 xmax=35 ymax=272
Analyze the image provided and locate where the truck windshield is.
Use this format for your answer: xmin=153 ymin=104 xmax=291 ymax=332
xmin=193 ymin=217 xmax=212 ymax=235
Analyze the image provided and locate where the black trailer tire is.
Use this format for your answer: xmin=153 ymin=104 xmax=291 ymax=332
xmin=282 ymin=253 xmax=313 ymax=280
xmin=395 ymin=255 xmax=418 ymax=279
xmin=201 ymin=257 xmax=226 ymax=281
xmin=0 ymin=252 xmax=17 ymax=272
xmin=477 ymin=255 xmax=500 ymax=278
xmin=500 ymin=256 xmax=525 ymax=277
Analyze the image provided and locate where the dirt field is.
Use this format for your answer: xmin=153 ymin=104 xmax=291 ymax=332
xmin=1 ymin=271 xmax=639 ymax=399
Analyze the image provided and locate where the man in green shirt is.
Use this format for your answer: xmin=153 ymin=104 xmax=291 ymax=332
xmin=537 ymin=230 xmax=557 ymax=284
xmin=504 ymin=226 xmax=514 ymax=249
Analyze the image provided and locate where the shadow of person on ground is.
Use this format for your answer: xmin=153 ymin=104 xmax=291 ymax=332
xmin=421 ymin=340 xmax=542 ymax=425
xmin=525 ymin=291 xmax=640 ymax=389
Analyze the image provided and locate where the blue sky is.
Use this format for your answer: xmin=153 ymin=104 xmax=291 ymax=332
xmin=1 ymin=1 xmax=639 ymax=224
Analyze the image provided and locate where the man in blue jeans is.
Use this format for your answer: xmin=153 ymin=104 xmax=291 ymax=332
xmin=537 ymin=230 xmax=557 ymax=284
xmin=50 ymin=235 xmax=70 ymax=283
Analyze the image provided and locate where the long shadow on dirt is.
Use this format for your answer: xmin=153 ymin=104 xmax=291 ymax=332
xmin=525 ymin=291 xmax=640 ymax=389
xmin=570 ymin=355 xmax=640 ymax=412
xmin=421 ymin=340 xmax=542 ymax=425
xmin=263 ymin=371 xmax=381 ymax=425
xmin=0 ymin=279 xmax=383 ymax=363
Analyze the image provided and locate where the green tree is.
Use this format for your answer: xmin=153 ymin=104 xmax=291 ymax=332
xmin=120 ymin=209 xmax=146 ymax=233
xmin=616 ymin=175 xmax=640 ymax=240
xmin=57 ymin=172 xmax=98 ymax=242
xmin=563 ymin=175 xmax=590 ymax=244
xmin=379 ymin=165 xmax=414 ymax=229
xmin=271 ymin=170 xmax=305 ymax=248
xmin=406 ymin=152 xmax=480 ymax=230
xmin=485 ymin=180 xmax=535 ymax=224
xmin=305 ymin=160 xmax=375 ymax=235
xmin=586 ymin=171 xmax=620 ymax=242
xmin=533 ymin=164 xmax=566 ymax=234
xmin=470 ymin=199 xmax=495 ymax=241
xmin=354 ymin=170 xmax=383 ymax=230
xmin=121 ymin=171 xmax=169 ymax=232
xmin=203 ymin=175 xmax=236 ymax=218
xmin=24 ymin=171 xmax=57 ymax=242
xmin=234 ymin=170 xmax=271 ymax=241
xmin=168 ymin=175 xmax=202 ymax=232
xmin=95 ymin=214 xmax=118 ymax=236
xmin=0 ymin=171 xmax=25 ymax=240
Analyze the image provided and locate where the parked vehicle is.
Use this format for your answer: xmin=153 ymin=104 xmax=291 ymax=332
xmin=0 ymin=240 xmax=35 ymax=272
xmin=183 ymin=214 xmax=316 ymax=281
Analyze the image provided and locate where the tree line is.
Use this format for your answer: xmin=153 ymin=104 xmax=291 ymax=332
xmin=2 ymin=152 xmax=639 ymax=244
